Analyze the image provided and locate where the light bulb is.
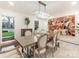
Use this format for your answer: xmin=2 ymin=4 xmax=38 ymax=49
xmin=8 ymin=1 xmax=14 ymax=6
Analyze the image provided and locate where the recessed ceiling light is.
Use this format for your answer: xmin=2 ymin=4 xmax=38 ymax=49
xmin=72 ymin=1 xmax=77 ymax=5
xmin=8 ymin=1 xmax=14 ymax=6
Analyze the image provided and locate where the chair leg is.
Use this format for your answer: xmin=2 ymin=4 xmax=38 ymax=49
xmin=38 ymin=50 xmax=40 ymax=58
xmin=22 ymin=48 xmax=24 ymax=53
xmin=33 ymin=49 xmax=35 ymax=58
xmin=52 ymin=48 xmax=54 ymax=57
xmin=33 ymin=43 xmax=36 ymax=58
xmin=37 ymin=54 xmax=40 ymax=58
xmin=45 ymin=52 xmax=47 ymax=58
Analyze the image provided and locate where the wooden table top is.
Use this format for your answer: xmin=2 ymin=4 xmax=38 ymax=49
xmin=16 ymin=36 xmax=37 ymax=48
xmin=16 ymin=33 xmax=48 ymax=48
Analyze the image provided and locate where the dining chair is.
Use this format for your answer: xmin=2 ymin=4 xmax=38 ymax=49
xmin=0 ymin=40 xmax=22 ymax=58
xmin=34 ymin=34 xmax=48 ymax=58
xmin=47 ymin=30 xmax=54 ymax=41
xmin=54 ymin=30 xmax=60 ymax=47
xmin=46 ymin=30 xmax=59 ymax=57
xmin=25 ymin=30 xmax=32 ymax=36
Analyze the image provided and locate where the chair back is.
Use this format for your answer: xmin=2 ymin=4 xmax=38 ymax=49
xmin=54 ymin=30 xmax=60 ymax=41
xmin=48 ymin=30 xmax=54 ymax=38
xmin=52 ymin=30 xmax=59 ymax=46
xmin=25 ymin=31 xmax=32 ymax=36
xmin=53 ymin=31 xmax=57 ymax=45
xmin=38 ymin=34 xmax=48 ymax=48
xmin=25 ymin=30 xmax=33 ymax=43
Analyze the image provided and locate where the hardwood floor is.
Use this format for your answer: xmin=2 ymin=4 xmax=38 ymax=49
xmin=53 ymin=36 xmax=79 ymax=58
xmin=0 ymin=48 xmax=20 ymax=58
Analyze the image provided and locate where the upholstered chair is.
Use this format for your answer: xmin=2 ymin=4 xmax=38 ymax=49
xmin=34 ymin=34 xmax=48 ymax=58
xmin=46 ymin=30 xmax=59 ymax=57
xmin=25 ymin=30 xmax=32 ymax=36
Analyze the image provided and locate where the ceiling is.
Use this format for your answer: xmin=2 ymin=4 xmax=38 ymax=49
xmin=0 ymin=1 xmax=79 ymax=16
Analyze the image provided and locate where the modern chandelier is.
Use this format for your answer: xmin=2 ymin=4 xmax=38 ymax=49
xmin=35 ymin=1 xmax=49 ymax=19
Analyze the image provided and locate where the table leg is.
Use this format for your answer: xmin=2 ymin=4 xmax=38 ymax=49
xmin=27 ymin=47 xmax=32 ymax=58
xmin=21 ymin=47 xmax=27 ymax=57
xmin=22 ymin=48 xmax=24 ymax=53
xmin=33 ymin=43 xmax=36 ymax=58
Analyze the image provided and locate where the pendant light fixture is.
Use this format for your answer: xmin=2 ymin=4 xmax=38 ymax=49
xmin=35 ymin=1 xmax=49 ymax=19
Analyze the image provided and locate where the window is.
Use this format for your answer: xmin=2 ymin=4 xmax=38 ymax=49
xmin=2 ymin=15 xmax=15 ymax=41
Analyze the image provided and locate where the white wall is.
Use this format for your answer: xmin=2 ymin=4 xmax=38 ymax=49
xmin=1 ymin=7 xmax=79 ymax=42
xmin=38 ymin=18 xmax=48 ymax=32
xmin=0 ymin=8 xmax=33 ymax=42
xmin=0 ymin=8 xmax=49 ymax=42
xmin=0 ymin=15 xmax=2 ymax=41
xmin=52 ymin=11 xmax=76 ymax=18
xmin=31 ymin=16 xmax=48 ymax=32
xmin=75 ymin=13 xmax=79 ymax=36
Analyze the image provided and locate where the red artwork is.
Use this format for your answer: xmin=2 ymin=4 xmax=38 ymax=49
xmin=48 ymin=15 xmax=75 ymax=36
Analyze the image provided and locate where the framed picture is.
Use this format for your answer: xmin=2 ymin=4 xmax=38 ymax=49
xmin=48 ymin=15 xmax=75 ymax=36
xmin=34 ymin=21 xmax=39 ymax=30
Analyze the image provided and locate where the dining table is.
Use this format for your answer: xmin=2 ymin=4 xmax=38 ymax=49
xmin=16 ymin=32 xmax=49 ymax=57
xmin=16 ymin=35 xmax=38 ymax=57
xmin=16 ymin=32 xmax=44 ymax=57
